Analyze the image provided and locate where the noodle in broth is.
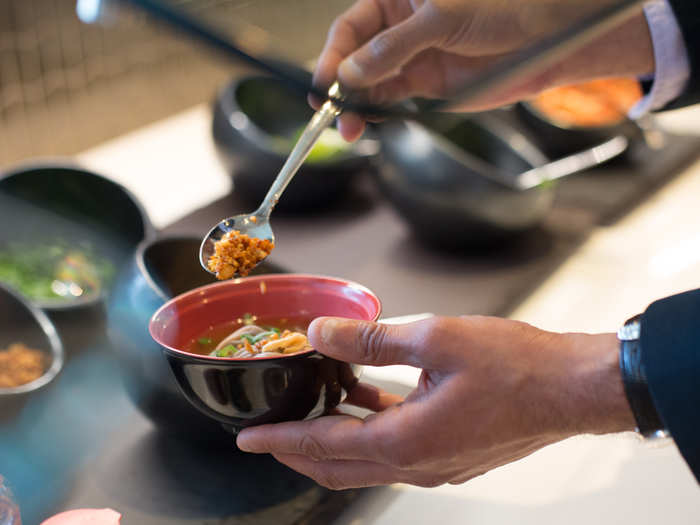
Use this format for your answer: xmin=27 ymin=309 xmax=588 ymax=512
xmin=188 ymin=314 xmax=313 ymax=359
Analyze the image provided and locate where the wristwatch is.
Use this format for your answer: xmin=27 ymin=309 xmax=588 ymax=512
xmin=618 ymin=314 xmax=670 ymax=440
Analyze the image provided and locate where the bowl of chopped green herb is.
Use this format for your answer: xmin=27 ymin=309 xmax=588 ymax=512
xmin=0 ymin=163 xmax=154 ymax=310
xmin=0 ymin=240 xmax=116 ymax=309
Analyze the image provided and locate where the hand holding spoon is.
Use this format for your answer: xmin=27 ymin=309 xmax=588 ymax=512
xmin=200 ymin=82 xmax=344 ymax=278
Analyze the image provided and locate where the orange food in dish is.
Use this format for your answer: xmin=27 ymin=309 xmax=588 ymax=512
xmin=207 ymin=230 xmax=274 ymax=280
xmin=0 ymin=343 xmax=47 ymax=388
xmin=530 ymin=77 xmax=642 ymax=128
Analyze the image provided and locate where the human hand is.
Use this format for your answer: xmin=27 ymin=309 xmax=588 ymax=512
xmin=236 ymin=316 xmax=636 ymax=489
xmin=313 ymin=0 xmax=654 ymax=140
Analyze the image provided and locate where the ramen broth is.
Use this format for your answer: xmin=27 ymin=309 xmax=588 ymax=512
xmin=186 ymin=314 xmax=314 ymax=358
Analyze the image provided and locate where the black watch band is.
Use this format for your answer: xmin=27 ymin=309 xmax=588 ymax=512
xmin=618 ymin=314 xmax=667 ymax=439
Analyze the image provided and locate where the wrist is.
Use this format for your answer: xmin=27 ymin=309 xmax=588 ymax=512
xmin=548 ymin=10 xmax=654 ymax=88
xmin=554 ymin=333 xmax=637 ymax=436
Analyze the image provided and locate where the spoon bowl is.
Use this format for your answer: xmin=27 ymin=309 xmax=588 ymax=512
xmin=200 ymin=83 xmax=343 ymax=276
xmin=199 ymin=212 xmax=274 ymax=274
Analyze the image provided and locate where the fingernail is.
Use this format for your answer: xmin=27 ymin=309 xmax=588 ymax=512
xmin=319 ymin=318 xmax=341 ymax=345
xmin=236 ymin=431 xmax=258 ymax=452
xmin=338 ymin=57 xmax=364 ymax=86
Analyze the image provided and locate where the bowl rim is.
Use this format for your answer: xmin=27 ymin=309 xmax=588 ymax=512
xmin=135 ymin=234 xmax=201 ymax=304
xmin=217 ymin=75 xmax=380 ymax=162
xmin=149 ymin=273 xmax=382 ymax=362
xmin=0 ymin=282 xmax=65 ymax=396
xmin=0 ymin=159 xmax=156 ymax=311
xmin=390 ymin=116 xmax=552 ymax=189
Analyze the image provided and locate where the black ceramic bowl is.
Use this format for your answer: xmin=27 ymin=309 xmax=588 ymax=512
xmin=106 ymin=236 xmax=289 ymax=444
xmin=375 ymin=113 xmax=558 ymax=249
xmin=149 ymin=274 xmax=381 ymax=434
xmin=0 ymin=163 xmax=154 ymax=310
xmin=514 ymin=101 xmax=641 ymax=160
xmin=212 ymin=74 xmax=379 ymax=212
xmin=0 ymin=283 xmax=64 ymax=417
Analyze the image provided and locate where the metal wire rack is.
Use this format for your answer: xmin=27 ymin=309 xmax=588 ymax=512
xmin=0 ymin=0 xmax=350 ymax=167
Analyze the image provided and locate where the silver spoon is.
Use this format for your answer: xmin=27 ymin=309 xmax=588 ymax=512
xmin=199 ymin=82 xmax=344 ymax=276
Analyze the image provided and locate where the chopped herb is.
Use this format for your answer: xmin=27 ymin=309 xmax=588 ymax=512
xmin=0 ymin=240 xmax=114 ymax=303
xmin=242 ymin=313 xmax=255 ymax=326
xmin=198 ymin=337 xmax=212 ymax=345
xmin=241 ymin=334 xmax=255 ymax=343
xmin=269 ymin=327 xmax=281 ymax=335
xmin=252 ymin=331 xmax=275 ymax=343
xmin=215 ymin=344 xmax=237 ymax=357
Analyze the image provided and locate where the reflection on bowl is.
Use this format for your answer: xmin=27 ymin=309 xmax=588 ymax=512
xmin=107 ymin=236 xmax=287 ymax=445
xmin=0 ymin=283 xmax=64 ymax=417
xmin=0 ymin=163 xmax=154 ymax=310
xmin=212 ymin=74 xmax=379 ymax=212
xmin=375 ymin=113 xmax=557 ymax=249
xmin=149 ymin=274 xmax=381 ymax=434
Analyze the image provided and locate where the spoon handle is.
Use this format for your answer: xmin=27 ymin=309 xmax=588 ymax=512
xmin=256 ymin=83 xmax=344 ymax=218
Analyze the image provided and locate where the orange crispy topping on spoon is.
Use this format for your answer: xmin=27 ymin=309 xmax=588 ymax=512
xmin=207 ymin=230 xmax=274 ymax=280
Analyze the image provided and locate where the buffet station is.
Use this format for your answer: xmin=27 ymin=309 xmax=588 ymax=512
xmin=2 ymin=0 xmax=700 ymax=523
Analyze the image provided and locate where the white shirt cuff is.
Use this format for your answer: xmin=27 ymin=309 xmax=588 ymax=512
xmin=629 ymin=0 xmax=690 ymax=118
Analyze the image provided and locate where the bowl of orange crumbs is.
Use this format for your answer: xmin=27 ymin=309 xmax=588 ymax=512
xmin=0 ymin=283 xmax=63 ymax=417
xmin=516 ymin=77 xmax=643 ymax=159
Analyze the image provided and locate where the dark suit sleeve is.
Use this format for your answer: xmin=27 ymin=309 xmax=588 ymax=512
xmin=662 ymin=1 xmax=700 ymax=109
xmin=640 ymin=288 xmax=700 ymax=482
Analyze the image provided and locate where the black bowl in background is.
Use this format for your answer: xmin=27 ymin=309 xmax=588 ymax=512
xmin=0 ymin=283 xmax=64 ymax=418
xmin=514 ymin=101 xmax=641 ymax=160
xmin=212 ymin=74 xmax=379 ymax=212
xmin=375 ymin=113 xmax=557 ymax=249
xmin=0 ymin=163 xmax=155 ymax=310
xmin=106 ymin=236 xmax=286 ymax=445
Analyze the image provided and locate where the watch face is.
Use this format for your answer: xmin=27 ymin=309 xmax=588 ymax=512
xmin=617 ymin=314 xmax=642 ymax=341
xmin=643 ymin=429 xmax=671 ymax=441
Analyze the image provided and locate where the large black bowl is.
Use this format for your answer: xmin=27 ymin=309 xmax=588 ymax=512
xmin=0 ymin=283 xmax=64 ymax=418
xmin=0 ymin=163 xmax=155 ymax=310
xmin=106 ymin=236 xmax=286 ymax=445
xmin=514 ymin=101 xmax=641 ymax=160
xmin=375 ymin=113 xmax=558 ymax=249
xmin=212 ymin=74 xmax=379 ymax=212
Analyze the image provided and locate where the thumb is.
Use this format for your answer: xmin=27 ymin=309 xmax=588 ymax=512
xmin=338 ymin=8 xmax=441 ymax=89
xmin=308 ymin=317 xmax=452 ymax=369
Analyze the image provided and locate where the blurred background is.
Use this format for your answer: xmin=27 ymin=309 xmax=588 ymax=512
xmin=0 ymin=0 xmax=353 ymax=167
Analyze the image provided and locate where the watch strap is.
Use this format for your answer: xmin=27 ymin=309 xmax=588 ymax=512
xmin=619 ymin=315 xmax=667 ymax=438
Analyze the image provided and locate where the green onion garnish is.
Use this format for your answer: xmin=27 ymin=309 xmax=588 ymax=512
xmin=252 ymin=331 xmax=275 ymax=343
xmin=215 ymin=344 xmax=237 ymax=357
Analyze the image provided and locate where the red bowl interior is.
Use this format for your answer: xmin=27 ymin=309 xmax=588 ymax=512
xmin=149 ymin=274 xmax=382 ymax=360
